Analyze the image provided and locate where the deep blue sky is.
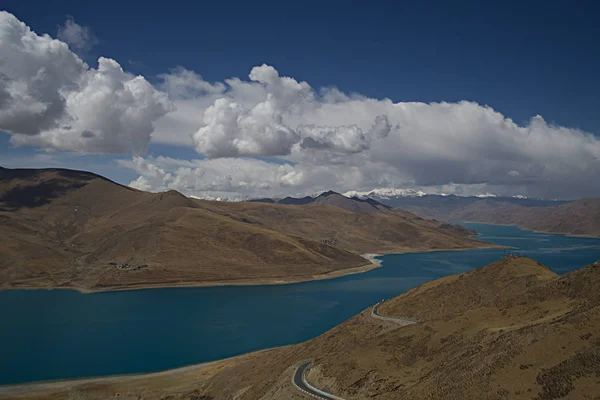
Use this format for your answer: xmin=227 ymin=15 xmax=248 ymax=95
xmin=3 ymin=0 xmax=600 ymax=135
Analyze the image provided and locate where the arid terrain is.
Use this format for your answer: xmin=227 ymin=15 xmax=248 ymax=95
xmin=4 ymin=256 xmax=600 ymax=400
xmin=0 ymin=167 xmax=490 ymax=292
xmin=251 ymin=190 xmax=393 ymax=213
xmin=402 ymin=197 xmax=600 ymax=238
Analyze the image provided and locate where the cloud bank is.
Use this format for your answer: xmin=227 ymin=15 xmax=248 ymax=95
xmin=146 ymin=65 xmax=600 ymax=199
xmin=2 ymin=12 xmax=600 ymax=199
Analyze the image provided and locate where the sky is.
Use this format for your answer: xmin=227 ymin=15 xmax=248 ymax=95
xmin=1 ymin=1 xmax=599 ymax=200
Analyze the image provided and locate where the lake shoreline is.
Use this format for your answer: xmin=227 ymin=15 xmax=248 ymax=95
xmin=0 ymin=243 xmax=500 ymax=294
xmin=0 ymin=244 xmax=501 ymax=393
xmin=3 ymin=222 xmax=600 ymax=391
xmin=452 ymin=220 xmax=600 ymax=239
xmin=0 ymin=345 xmax=290 ymax=397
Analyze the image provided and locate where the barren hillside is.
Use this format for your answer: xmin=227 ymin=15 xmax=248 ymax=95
xmin=8 ymin=257 xmax=600 ymax=400
xmin=404 ymin=198 xmax=600 ymax=237
xmin=0 ymin=167 xmax=488 ymax=292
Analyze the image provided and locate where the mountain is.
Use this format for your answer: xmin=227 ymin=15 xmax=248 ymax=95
xmin=404 ymin=197 xmax=600 ymax=237
xmin=250 ymin=190 xmax=392 ymax=213
xmin=345 ymin=190 xmax=568 ymax=209
xmin=18 ymin=257 xmax=600 ymax=399
xmin=344 ymin=187 xmax=429 ymax=198
xmin=0 ymin=167 xmax=490 ymax=292
xmin=198 ymin=198 xmax=484 ymax=255
xmin=338 ymin=188 xmax=600 ymax=237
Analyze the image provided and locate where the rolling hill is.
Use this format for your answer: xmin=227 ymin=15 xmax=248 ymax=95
xmin=0 ymin=167 xmax=490 ymax=292
xmin=10 ymin=257 xmax=600 ymax=400
xmin=402 ymin=198 xmax=600 ymax=237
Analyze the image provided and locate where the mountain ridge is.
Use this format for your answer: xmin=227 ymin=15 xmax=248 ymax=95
xmin=0 ymin=167 xmax=491 ymax=292
xmin=249 ymin=190 xmax=392 ymax=213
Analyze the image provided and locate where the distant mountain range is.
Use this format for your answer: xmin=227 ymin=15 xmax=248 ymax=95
xmin=338 ymin=188 xmax=599 ymax=237
xmin=342 ymin=188 xmax=568 ymax=207
xmin=246 ymin=188 xmax=599 ymax=237
xmin=249 ymin=190 xmax=392 ymax=213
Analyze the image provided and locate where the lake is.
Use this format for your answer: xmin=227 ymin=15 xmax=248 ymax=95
xmin=2 ymin=223 xmax=600 ymax=385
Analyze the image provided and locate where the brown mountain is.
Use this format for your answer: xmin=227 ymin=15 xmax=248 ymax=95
xmin=0 ymin=167 xmax=489 ymax=292
xmin=10 ymin=257 xmax=600 ymax=400
xmin=252 ymin=190 xmax=392 ymax=213
xmin=405 ymin=198 xmax=600 ymax=237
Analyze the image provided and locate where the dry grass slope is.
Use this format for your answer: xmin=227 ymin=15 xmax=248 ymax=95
xmin=195 ymin=257 xmax=600 ymax=400
xmin=405 ymin=198 xmax=600 ymax=237
xmin=171 ymin=257 xmax=600 ymax=400
xmin=8 ymin=257 xmax=600 ymax=400
xmin=0 ymin=167 xmax=488 ymax=292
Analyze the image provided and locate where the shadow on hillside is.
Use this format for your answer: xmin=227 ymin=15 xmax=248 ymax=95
xmin=0 ymin=180 xmax=87 ymax=209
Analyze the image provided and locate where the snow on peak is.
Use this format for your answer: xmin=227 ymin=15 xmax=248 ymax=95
xmin=343 ymin=188 xmax=427 ymax=199
xmin=512 ymin=194 xmax=528 ymax=199
xmin=189 ymin=194 xmax=250 ymax=202
xmin=474 ymin=193 xmax=497 ymax=198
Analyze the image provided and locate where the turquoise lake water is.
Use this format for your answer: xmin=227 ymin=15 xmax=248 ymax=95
xmin=2 ymin=223 xmax=600 ymax=385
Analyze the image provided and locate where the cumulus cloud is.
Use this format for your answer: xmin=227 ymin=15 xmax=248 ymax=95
xmin=0 ymin=11 xmax=172 ymax=154
xmin=127 ymin=156 xmax=172 ymax=191
xmin=192 ymin=97 xmax=299 ymax=157
xmin=189 ymin=64 xmax=319 ymax=158
xmin=3 ymin=11 xmax=600 ymax=199
xmin=184 ymin=64 xmax=388 ymax=158
xmin=56 ymin=16 xmax=98 ymax=53
xmin=297 ymin=115 xmax=391 ymax=154
xmin=146 ymin=62 xmax=600 ymax=198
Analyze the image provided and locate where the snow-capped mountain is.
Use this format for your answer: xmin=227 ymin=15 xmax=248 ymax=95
xmin=189 ymin=194 xmax=251 ymax=202
xmin=343 ymin=188 xmax=429 ymax=199
xmin=338 ymin=188 xmax=564 ymax=211
xmin=343 ymin=188 xmax=535 ymax=201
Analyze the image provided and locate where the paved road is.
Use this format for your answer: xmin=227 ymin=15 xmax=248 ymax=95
xmin=293 ymin=361 xmax=344 ymax=400
xmin=371 ymin=300 xmax=420 ymax=325
xmin=292 ymin=303 xmax=419 ymax=399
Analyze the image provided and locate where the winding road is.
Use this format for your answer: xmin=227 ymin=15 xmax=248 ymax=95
xmin=293 ymin=361 xmax=345 ymax=400
xmin=292 ymin=302 xmax=421 ymax=398
xmin=371 ymin=300 xmax=420 ymax=325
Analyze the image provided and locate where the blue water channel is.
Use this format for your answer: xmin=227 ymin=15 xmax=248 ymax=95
xmin=2 ymin=223 xmax=600 ymax=385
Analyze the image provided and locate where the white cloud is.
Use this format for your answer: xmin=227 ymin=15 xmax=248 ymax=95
xmin=145 ymin=62 xmax=600 ymax=198
xmin=297 ymin=115 xmax=391 ymax=154
xmin=3 ymin=11 xmax=600 ymax=199
xmin=56 ymin=16 xmax=98 ymax=52
xmin=119 ymin=155 xmax=407 ymax=199
xmin=159 ymin=67 xmax=225 ymax=99
xmin=297 ymin=124 xmax=369 ymax=153
xmin=192 ymin=97 xmax=299 ymax=157
xmin=127 ymin=156 xmax=172 ymax=191
xmin=189 ymin=64 xmax=320 ymax=158
xmin=176 ymin=64 xmax=388 ymax=158
xmin=0 ymin=12 xmax=172 ymax=154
